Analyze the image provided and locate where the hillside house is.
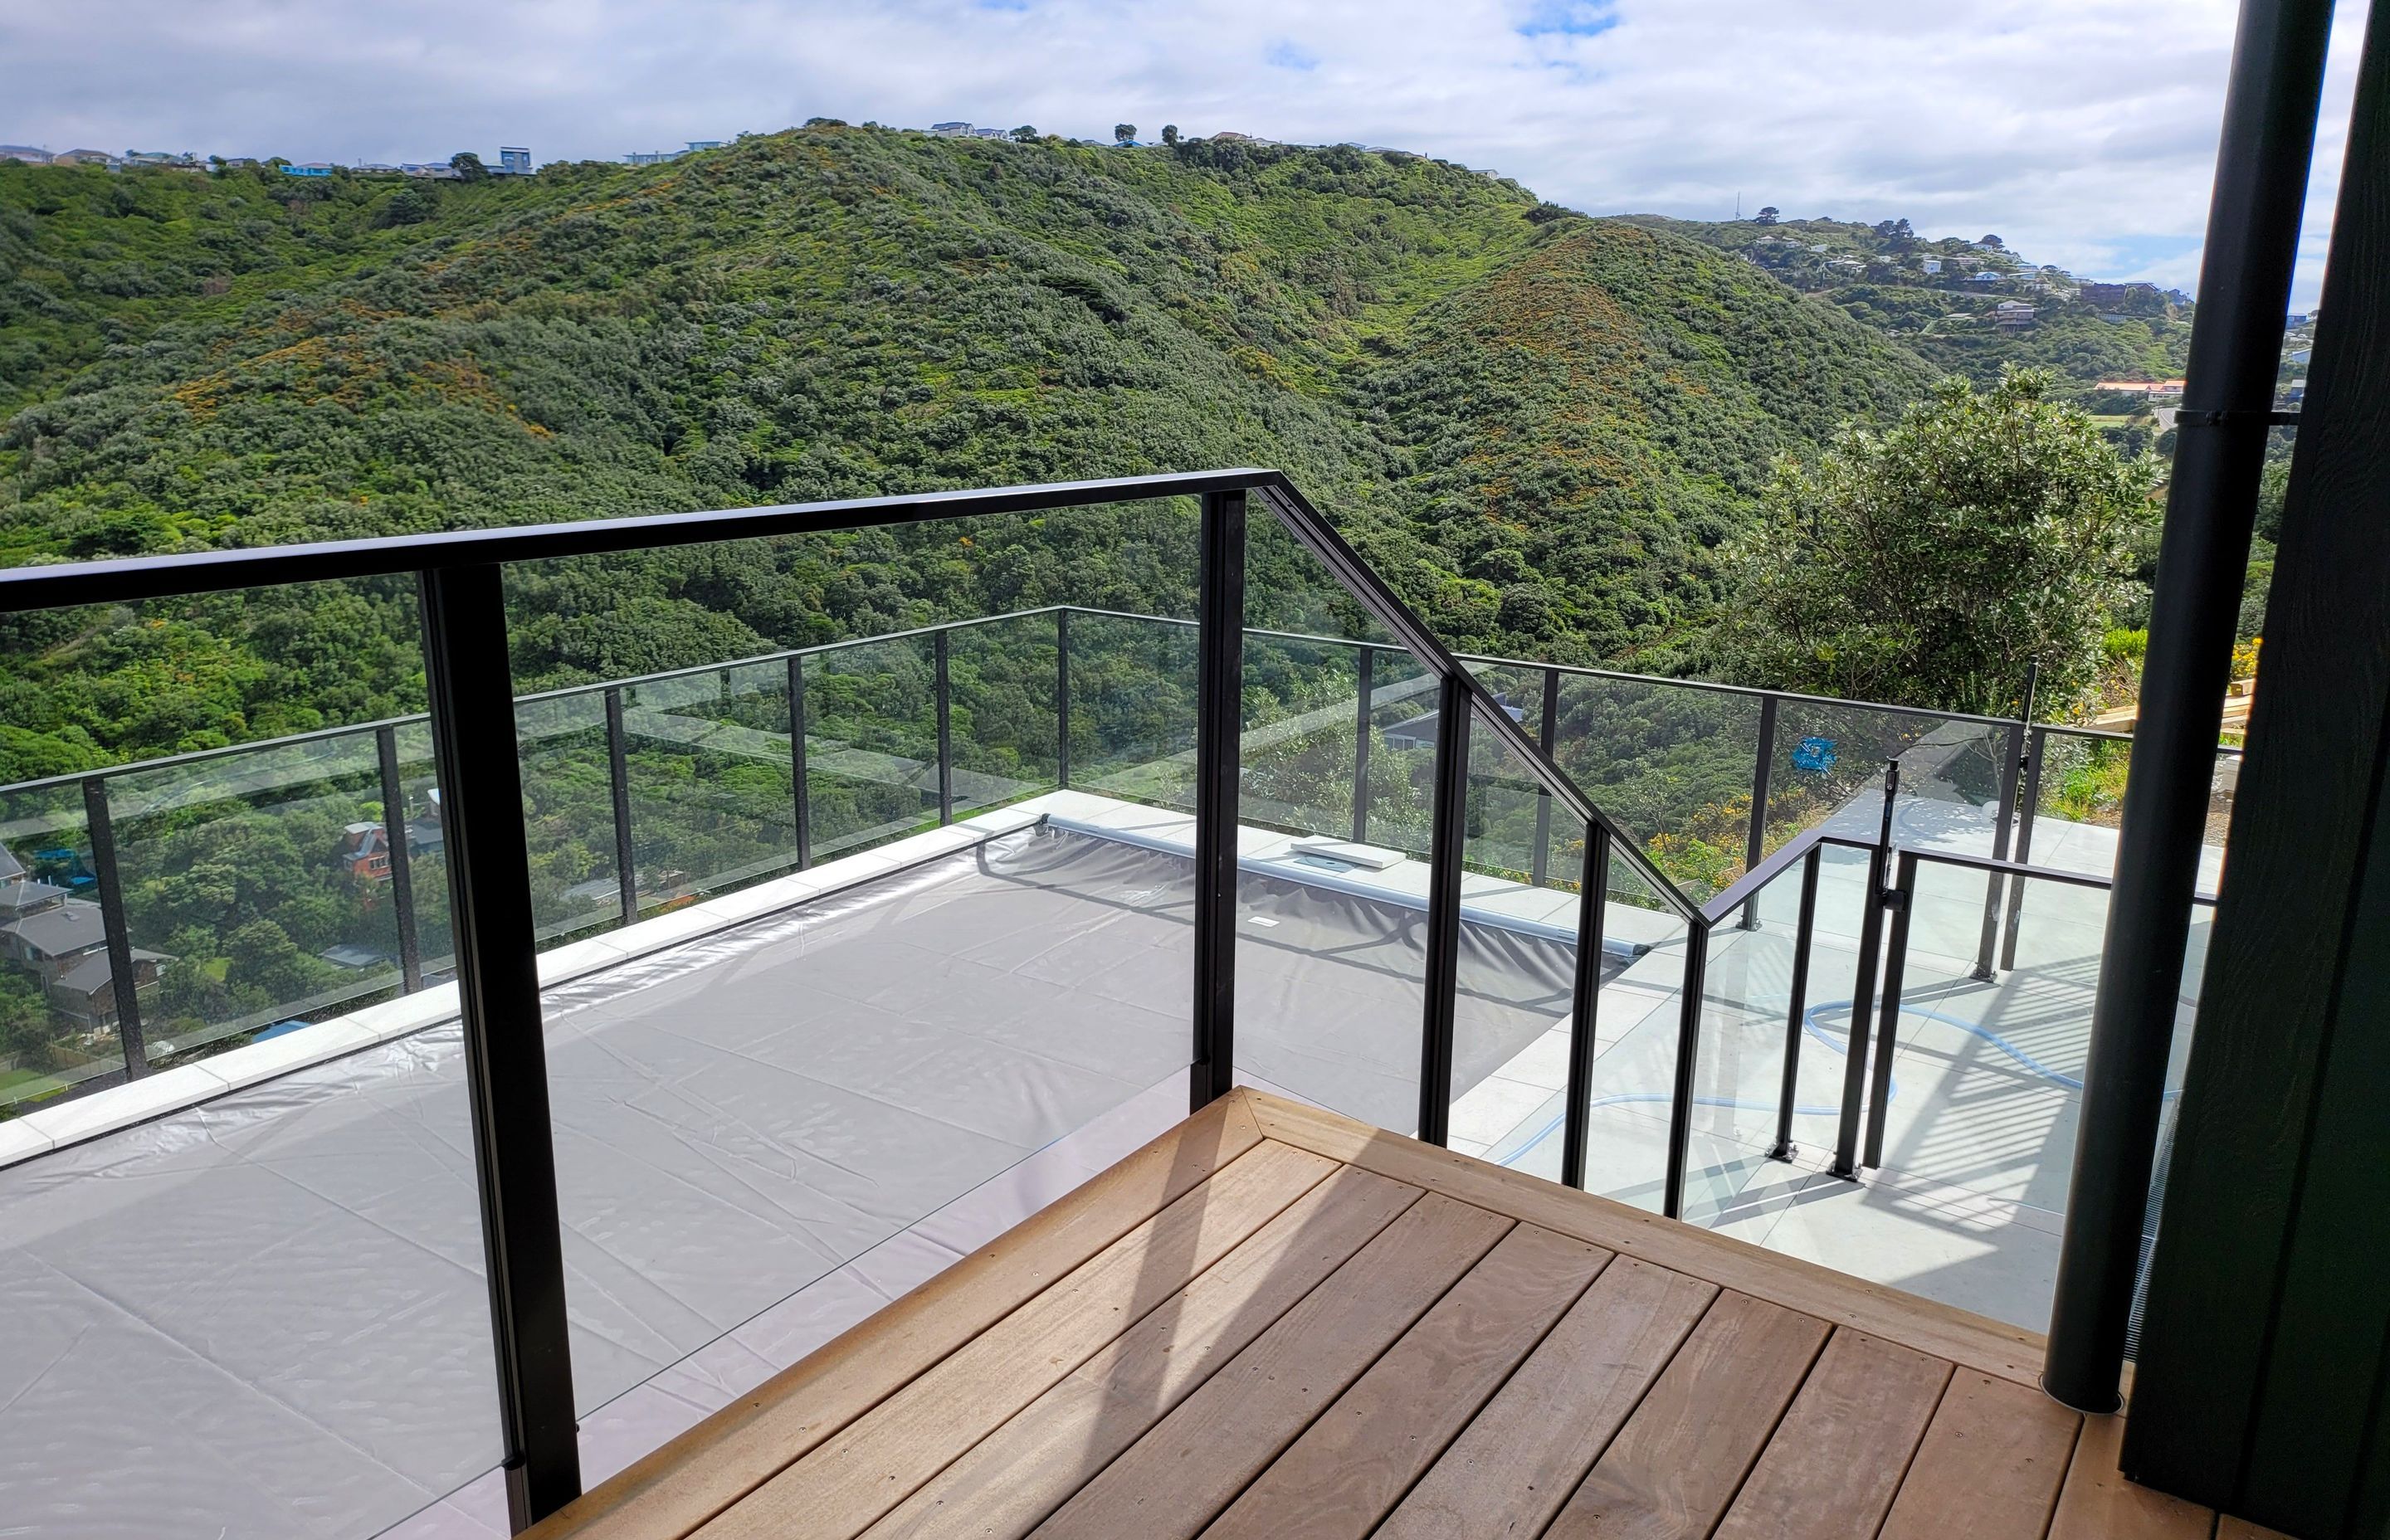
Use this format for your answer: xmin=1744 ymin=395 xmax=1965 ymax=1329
xmin=930 ymin=121 xmax=973 ymax=137
xmin=496 ymin=146 xmax=532 ymax=174
xmin=1994 ymin=299 xmax=2037 ymax=326
xmin=0 ymin=144 xmax=48 ymax=163
xmin=339 ymin=823 xmax=393 ymax=883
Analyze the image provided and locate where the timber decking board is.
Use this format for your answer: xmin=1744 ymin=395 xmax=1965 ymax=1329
xmin=1030 ymin=1194 xmax=1518 ymax=1540
xmin=1199 ymin=1225 xmax=1610 ymax=1540
xmin=1542 ymin=1289 xmax=1833 ymax=1540
xmin=852 ymin=1163 xmax=1423 ymax=1540
xmin=1877 ymin=1370 xmax=2084 ymax=1540
xmin=1373 ymin=1255 xmax=1717 ymax=1540
xmin=690 ymin=1139 xmax=1348 ymax=1540
xmin=1711 ymin=1329 xmax=1952 ymax=1540
xmin=526 ymin=1089 xmax=2231 ymax=1540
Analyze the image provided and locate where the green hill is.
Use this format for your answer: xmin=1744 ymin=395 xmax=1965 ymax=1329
xmin=0 ymin=126 xmax=1934 ymax=774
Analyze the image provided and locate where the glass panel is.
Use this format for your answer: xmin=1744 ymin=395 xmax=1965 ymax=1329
xmin=0 ymin=784 xmax=116 ymax=1111
xmin=802 ymin=635 xmax=939 ymax=860
xmin=1550 ymin=675 xmax=1767 ymax=906
xmin=108 ymin=730 xmax=405 ymax=1067
xmin=1765 ymin=703 xmax=2005 ymax=860
xmin=1681 ymin=887 xmax=1804 ymax=1229
xmin=2025 ymin=728 xmax=2235 ymax=891
xmin=1360 ymin=646 xmax=1436 ymax=855
xmin=1239 ymin=631 xmax=1368 ymax=841
xmin=948 ymin=613 xmax=1060 ymax=816
xmin=1447 ymin=709 xmax=1588 ymax=1180
xmin=1067 ymin=612 xmax=1199 ymax=811
xmin=618 ymin=660 xmax=798 ymax=912
xmin=510 ymin=690 xmax=622 ymax=945
xmin=1232 ymin=512 xmax=1427 ymax=1131
xmin=1575 ymin=847 xmax=1690 ymax=1213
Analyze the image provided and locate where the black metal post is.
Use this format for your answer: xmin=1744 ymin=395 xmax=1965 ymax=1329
xmin=604 ymin=687 xmax=637 ymax=925
xmin=1560 ymin=820 xmax=1610 ymax=1192
xmin=1866 ymin=850 xmax=1919 ymax=1168
xmin=1350 ymin=644 xmax=1375 ymax=844
xmin=81 ymin=777 xmax=148 ymax=1077
xmin=787 ymin=655 xmax=812 ymax=871
xmin=934 ymin=628 xmax=954 ymax=826
xmin=2002 ymin=725 xmax=2047 ymax=972
xmin=1974 ymin=663 xmax=2037 ymax=978
xmin=1416 ymin=678 xmax=1471 ymax=1147
xmin=1055 ymin=608 xmax=1072 ymax=791
xmin=1532 ymin=665 xmax=1560 ymax=889
xmin=377 ymin=724 xmax=423 ymax=993
xmin=1191 ymin=489 xmax=1246 ymax=1113
xmin=1664 ymin=916 xmax=1710 ymax=1220
xmin=1832 ymin=762 xmax=1900 ymax=1180
xmin=1974 ymin=720 xmax=2027 ymax=979
xmin=2045 ymin=0 xmax=2332 ymax=1417
xmin=1744 ymin=694 xmax=1780 ymax=929
xmin=417 ymin=563 xmax=581 ymax=1530
xmin=1768 ymin=845 xmax=1822 ymax=1162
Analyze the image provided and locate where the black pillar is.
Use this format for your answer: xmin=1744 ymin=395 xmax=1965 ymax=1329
xmin=2043 ymin=0 xmax=2335 ymax=1415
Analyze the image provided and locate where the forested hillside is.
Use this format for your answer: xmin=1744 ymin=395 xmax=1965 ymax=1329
xmin=0 ymin=125 xmax=1934 ymax=777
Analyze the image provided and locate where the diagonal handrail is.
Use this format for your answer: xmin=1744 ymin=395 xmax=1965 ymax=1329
xmin=1252 ymin=475 xmax=1701 ymax=924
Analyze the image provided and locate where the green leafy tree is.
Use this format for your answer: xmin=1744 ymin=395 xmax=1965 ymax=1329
xmin=1112 ymin=123 xmax=1136 ymax=145
xmin=1161 ymin=124 xmax=1180 ymax=146
xmin=449 ymin=151 xmax=488 ymax=182
xmin=1011 ymin=125 xmax=1037 ymax=143
xmin=1724 ymin=367 xmax=2158 ymax=715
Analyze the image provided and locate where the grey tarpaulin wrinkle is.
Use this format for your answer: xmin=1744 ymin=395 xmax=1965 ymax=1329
xmin=0 ymin=824 xmax=1597 ymax=1540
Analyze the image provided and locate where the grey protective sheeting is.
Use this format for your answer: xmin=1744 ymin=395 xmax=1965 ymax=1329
xmin=0 ymin=824 xmax=1579 ymax=1540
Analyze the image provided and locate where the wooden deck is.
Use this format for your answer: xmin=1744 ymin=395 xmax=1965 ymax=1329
xmin=527 ymin=1089 xmax=2269 ymax=1540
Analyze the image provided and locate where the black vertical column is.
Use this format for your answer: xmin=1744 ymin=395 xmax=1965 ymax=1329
xmin=1742 ymin=694 xmax=1779 ymax=929
xmin=604 ymin=687 xmax=637 ymax=926
xmin=1350 ymin=644 xmax=1375 ymax=844
xmin=2045 ymin=0 xmax=2334 ymax=1416
xmin=418 ymin=563 xmax=581 ymax=1531
xmin=1416 ymin=679 xmax=1471 ymax=1146
xmin=934 ymin=628 xmax=954 ymax=825
xmin=1560 ymin=820 xmax=1611 ymax=1191
xmin=1190 ymin=490 xmax=1246 ymax=1113
xmin=378 ymin=724 xmax=424 ymax=993
xmin=788 ymin=654 xmax=812 ymax=870
xmin=1055 ymin=609 xmax=1072 ymax=792
xmin=81 ymin=777 xmax=147 ymax=1076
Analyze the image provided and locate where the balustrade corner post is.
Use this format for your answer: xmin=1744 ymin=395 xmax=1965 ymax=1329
xmin=1417 ymin=676 xmax=1471 ymax=1148
xmin=1190 ymin=489 xmax=1247 ymax=1113
xmin=1743 ymin=694 xmax=1781 ymax=929
xmin=934 ymin=628 xmax=954 ymax=826
xmin=2002 ymin=725 xmax=2046 ymax=972
xmin=417 ymin=563 xmax=580 ymax=1531
xmin=1866 ymin=850 xmax=1920 ymax=1169
xmin=1768 ymin=843 xmax=1823 ymax=1162
xmin=1350 ymin=644 xmax=1375 ymax=846
xmin=1832 ymin=760 xmax=1901 ymax=1180
xmin=787 ymin=654 xmax=812 ymax=871
xmin=1561 ymin=820 xmax=1611 ymax=1192
xmin=80 ymin=775 xmax=147 ymax=1078
xmin=377 ymin=724 xmax=424 ymax=993
xmin=1532 ymin=665 xmax=1561 ymax=889
xmin=604 ymin=686 xmax=637 ymax=926
xmin=1055 ymin=608 xmax=1072 ymax=792
xmin=1975 ymin=714 xmax=2031 ymax=979
xmin=1665 ymin=914 xmax=1710 ymax=1221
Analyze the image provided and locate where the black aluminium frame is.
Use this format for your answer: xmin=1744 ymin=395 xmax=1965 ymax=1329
xmin=0 ymin=468 xmax=1700 ymax=1530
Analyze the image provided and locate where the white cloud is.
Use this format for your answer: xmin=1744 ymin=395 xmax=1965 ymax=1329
xmin=0 ymin=0 xmax=2361 ymax=305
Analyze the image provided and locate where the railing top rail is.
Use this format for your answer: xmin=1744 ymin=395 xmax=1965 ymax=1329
xmin=1698 ymin=821 xmax=2221 ymax=924
xmin=1252 ymin=479 xmax=1705 ymax=925
xmin=0 ymin=470 xmax=1266 ymax=613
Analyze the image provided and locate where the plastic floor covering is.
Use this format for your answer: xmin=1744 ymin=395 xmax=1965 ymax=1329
xmin=0 ymin=823 xmax=1583 ymax=1540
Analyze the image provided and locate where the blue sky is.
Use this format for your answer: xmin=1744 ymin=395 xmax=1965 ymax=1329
xmin=1 ymin=0 xmax=2362 ymax=305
